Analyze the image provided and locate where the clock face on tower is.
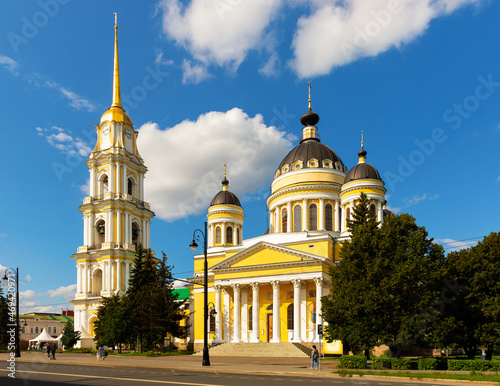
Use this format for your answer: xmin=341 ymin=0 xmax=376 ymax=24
xmin=125 ymin=128 xmax=133 ymax=139
xmin=102 ymin=125 xmax=110 ymax=136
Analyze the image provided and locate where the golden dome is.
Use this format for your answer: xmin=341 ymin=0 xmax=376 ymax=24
xmin=100 ymin=106 xmax=133 ymax=127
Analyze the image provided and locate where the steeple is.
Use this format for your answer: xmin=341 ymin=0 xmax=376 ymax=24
xmin=111 ymin=13 xmax=121 ymax=108
xmin=300 ymin=81 xmax=320 ymax=142
xmin=357 ymin=130 xmax=367 ymax=163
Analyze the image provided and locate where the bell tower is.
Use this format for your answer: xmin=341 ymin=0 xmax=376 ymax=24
xmin=71 ymin=15 xmax=155 ymax=346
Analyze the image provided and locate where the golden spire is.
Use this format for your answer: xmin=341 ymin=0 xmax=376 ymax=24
xmin=224 ymin=163 xmax=227 ymax=179
xmin=358 ymin=130 xmax=367 ymax=163
xmin=222 ymin=164 xmax=229 ymax=191
xmin=361 ymin=130 xmax=364 ymax=148
xmin=111 ymin=12 xmax=122 ymax=108
xmin=308 ymin=81 xmax=311 ymax=110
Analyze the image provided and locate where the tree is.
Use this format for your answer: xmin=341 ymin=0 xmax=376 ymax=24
xmin=347 ymin=192 xmax=378 ymax=233
xmin=436 ymin=231 xmax=500 ymax=359
xmin=60 ymin=320 xmax=81 ymax=349
xmin=322 ymin=213 xmax=446 ymax=357
xmin=127 ymin=246 xmax=188 ymax=352
xmin=0 ymin=287 xmax=9 ymax=349
xmin=93 ymin=294 xmax=133 ymax=352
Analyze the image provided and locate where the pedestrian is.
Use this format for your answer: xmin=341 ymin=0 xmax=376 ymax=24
xmin=97 ymin=346 xmax=104 ymax=361
xmin=51 ymin=343 xmax=57 ymax=360
xmin=46 ymin=343 xmax=51 ymax=359
xmin=311 ymin=345 xmax=319 ymax=369
xmin=482 ymin=349 xmax=486 ymax=360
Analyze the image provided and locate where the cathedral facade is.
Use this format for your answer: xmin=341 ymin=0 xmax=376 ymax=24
xmin=186 ymin=93 xmax=390 ymax=354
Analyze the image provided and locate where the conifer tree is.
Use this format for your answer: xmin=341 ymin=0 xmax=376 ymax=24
xmin=347 ymin=192 xmax=378 ymax=233
xmin=61 ymin=320 xmax=81 ymax=349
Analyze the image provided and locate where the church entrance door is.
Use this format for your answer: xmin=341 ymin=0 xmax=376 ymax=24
xmin=267 ymin=314 xmax=273 ymax=342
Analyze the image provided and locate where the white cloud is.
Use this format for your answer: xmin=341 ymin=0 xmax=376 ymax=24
xmin=46 ymin=284 xmax=77 ymax=300
xmin=403 ymin=193 xmax=439 ymax=207
xmin=138 ymin=107 xmax=294 ymax=221
xmin=385 ymin=205 xmax=401 ymax=213
xmin=497 ymin=176 xmax=500 ymax=181
xmin=435 ymin=238 xmax=478 ymax=252
xmin=158 ymin=0 xmax=282 ymax=74
xmin=259 ymin=53 xmax=280 ymax=77
xmin=0 ymin=55 xmax=19 ymax=76
xmin=155 ymin=50 xmax=174 ymax=66
xmin=37 ymin=126 xmax=92 ymax=157
xmin=25 ymin=274 xmax=32 ymax=282
xmin=182 ymin=59 xmax=212 ymax=84
xmin=27 ymin=73 xmax=96 ymax=112
xmin=290 ymin=0 xmax=482 ymax=78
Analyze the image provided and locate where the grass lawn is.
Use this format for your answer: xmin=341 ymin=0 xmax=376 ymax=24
xmin=334 ymin=369 xmax=500 ymax=382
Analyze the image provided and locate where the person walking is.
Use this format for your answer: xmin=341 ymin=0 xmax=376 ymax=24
xmin=51 ymin=343 xmax=57 ymax=360
xmin=46 ymin=343 xmax=51 ymax=359
xmin=311 ymin=345 xmax=319 ymax=369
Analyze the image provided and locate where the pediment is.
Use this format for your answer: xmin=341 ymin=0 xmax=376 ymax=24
xmin=210 ymin=241 xmax=331 ymax=273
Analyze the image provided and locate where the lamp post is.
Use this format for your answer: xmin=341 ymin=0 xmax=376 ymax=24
xmin=189 ymin=221 xmax=210 ymax=366
xmin=2 ymin=267 xmax=20 ymax=358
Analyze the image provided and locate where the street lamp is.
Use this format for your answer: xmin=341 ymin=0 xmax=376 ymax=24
xmin=189 ymin=221 xmax=210 ymax=366
xmin=2 ymin=267 xmax=20 ymax=358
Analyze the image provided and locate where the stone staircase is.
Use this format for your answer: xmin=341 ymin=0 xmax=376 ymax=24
xmin=195 ymin=342 xmax=310 ymax=357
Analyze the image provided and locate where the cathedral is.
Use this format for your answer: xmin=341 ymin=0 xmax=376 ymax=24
xmin=71 ymin=20 xmax=390 ymax=353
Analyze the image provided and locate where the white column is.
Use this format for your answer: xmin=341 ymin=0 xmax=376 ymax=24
xmin=223 ymin=289 xmax=230 ymax=342
xmin=116 ymin=261 xmax=121 ymax=291
xmin=222 ymin=223 xmax=226 ymax=246
xmin=300 ymin=281 xmax=307 ymax=341
xmin=139 ymin=174 xmax=144 ymax=200
xmin=102 ymin=261 xmax=107 ymax=291
xmin=275 ymin=207 xmax=279 ymax=233
xmin=269 ymin=208 xmax=273 ymax=232
xmin=124 ymin=213 xmax=129 ymax=244
xmin=110 ymin=162 xmax=115 ymax=193
xmin=319 ymin=198 xmax=325 ymax=231
xmin=122 ymin=164 xmax=127 ymax=196
xmin=142 ymin=219 xmax=147 ymax=247
xmin=302 ymin=199 xmax=307 ymax=231
xmin=86 ymin=265 xmax=91 ymax=294
xmin=250 ymin=282 xmax=260 ymax=343
xmin=77 ymin=264 xmax=82 ymax=293
xmin=335 ymin=200 xmax=340 ymax=232
xmin=214 ymin=285 xmax=222 ymax=343
xmin=115 ymin=163 xmax=121 ymax=195
xmin=233 ymin=226 xmax=237 ymax=246
xmin=241 ymin=286 xmax=248 ymax=342
xmin=271 ymin=280 xmax=281 ymax=342
xmin=125 ymin=261 xmax=130 ymax=291
xmin=231 ymin=284 xmax=241 ymax=342
xmin=292 ymin=279 xmax=301 ymax=342
xmin=109 ymin=211 xmax=115 ymax=244
xmin=89 ymin=213 xmax=95 ymax=247
xmin=90 ymin=165 xmax=96 ymax=197
xmin=287 ymin=202 xmax=292 ymax=233
xmin=117 ymin=211 xmax=122 ymax=244
xmin=110 ymin=260 xmax=115 ymax=291
xmin=314 ymin=278 xmax=324 ymax=342
xmin=377 ymin=201 xmax=383 ymax=226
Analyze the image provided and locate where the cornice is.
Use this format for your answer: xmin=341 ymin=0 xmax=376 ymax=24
xmin=267 ymin=184 xmax=341 ymax=205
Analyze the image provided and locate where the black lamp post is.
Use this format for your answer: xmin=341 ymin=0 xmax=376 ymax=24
xmin=2 ymin=267 xmax=20 ymax=358
xmin=189 ymin=221 xmax=210 ymax=366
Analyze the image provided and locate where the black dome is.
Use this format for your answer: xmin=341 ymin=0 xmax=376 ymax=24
xmin=277 ymin=141 xmax=344 ymax=172
xmin=345 ymin=162 xmax=381 ymax=182
xmin=210 ymin=191 xmax=241 ymax=207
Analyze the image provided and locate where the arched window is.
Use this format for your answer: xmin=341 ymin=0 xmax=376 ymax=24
xmin=132 ymin=223 xmax=140 ymax=245
xmin=53 ymin=327 xmax=56 ymax=334
xmin=266 ymin=304 xmax=273 ymax=311
xmin=346 ymin=207 xmax=351 ymax=221
xmin=215 ymin=227 xmax=221 ymax=244
xmin=48 ymin=327 xmax=51 ymax=334
xmin=128 ymin=178 xmax=133 ymax=196
xmin=325 ymin=204 xmax=333 ymax=231
xmin=293 ymin=206 xmax=302 ymax=232
xmin=226 ymin=227 xmax=233 ymax=244
xmin=96 ymin=220 xmax=105 ymax=245
xmin=103 ymin=176 xmax=108 ymax=193
xmin=282 ymin=208 xmax=287 ymax=232
xmin=236 ymin=228 xmax=240 ymax=244
xmin=287 ymin=304 xmax=294 ymax=330
xmin=309 ymin=204 xmax=318 ymax=231
xmin=370 ymin=204 xmax=376 ymax=219
xmin=35 ymin=327 xmax=39 ymax=334
xmin=249 ymin=306 xmax=253 ymax=331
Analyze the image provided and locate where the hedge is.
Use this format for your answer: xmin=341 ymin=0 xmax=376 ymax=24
xmin=339 ymin=355 xmax=367 ymax=369
xmin=371 ymin=358 xmax=391 ymax=369
xmin=448 ymin=359 xmax=500 ymax=372
xmin=391 ymin=358 xmax=411 ymax=370
xmin=418 ymin=358 xmax=437 ymax=370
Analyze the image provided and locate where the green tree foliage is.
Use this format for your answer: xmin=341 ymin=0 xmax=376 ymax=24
xmin=60 ymin=320 xmax=81 ymax=349
xmin=347 ymin=192 xmax=379 ymax=233
xmin=93 ymin=294 xmax=133 ymax=352
xmin=0 ymin=287 xmax=9 ymax=349
xmin=127 ymin=246 xmax=188 ymax=352
xmin=436 ymin=231 xmax=500 ymax=359
xmin=322 ymin=212 xmax=445 ymax=357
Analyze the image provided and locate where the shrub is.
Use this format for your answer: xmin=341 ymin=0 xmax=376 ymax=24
xmin=448 ymin=359 xmax=498 ymax=371
xmin=339 ymin=355 xmax=367 ymax=369
xmin=371 ymin=358 xmax=390 ymax=369
xmin=391 ymin=358 xmax=411 ymax=370
xmin=418 ymin=358 xmax=437 ymax=370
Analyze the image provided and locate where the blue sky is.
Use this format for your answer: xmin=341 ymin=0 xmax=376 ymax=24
xmin=0 ymin=0 xmax=499 ymax=313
